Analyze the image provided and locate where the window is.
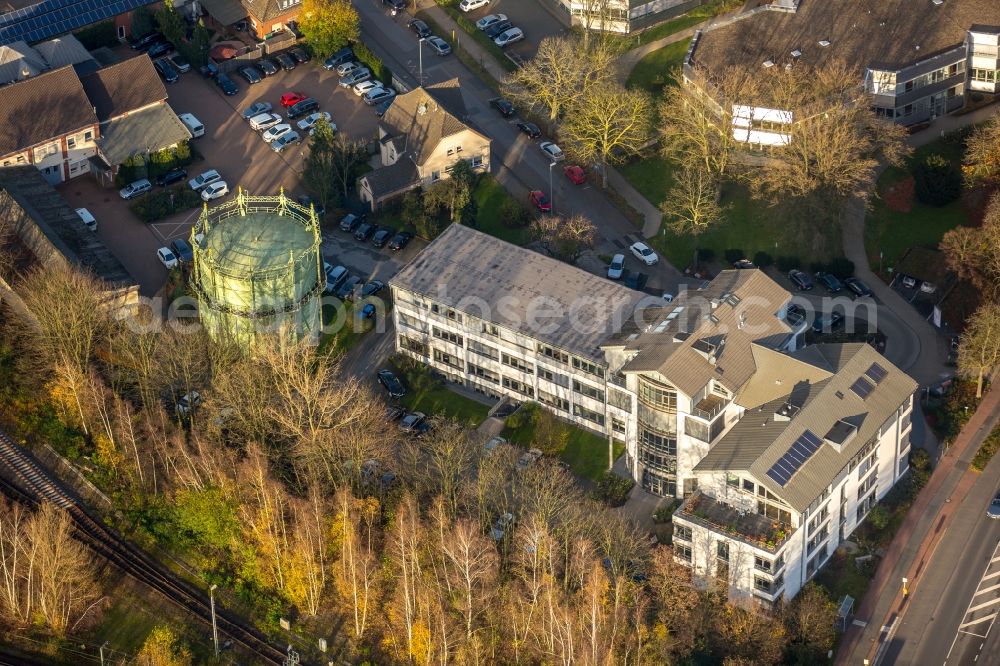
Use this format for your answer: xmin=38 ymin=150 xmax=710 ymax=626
xmin=502 ymin=376 xmax=534 ymax=397
xmin=742 ymin=478 xmax=755 ymax=493
xmin=608 ymin=389 xmax=632 ymax=413
xmin=431 ymin=304 xmax=461 ymax=321
xmin=538 ymin=367 xmax=569 ymax=387
xmin=754 ymin=576 xmax=773 ymax=593
xmin=67 ymin=137 xmax=76 ymax=149
xmin=468 ymin=340 xmax=498 ymax=360
xmin=726 ymin=472 xmax=740 ymax=488
xmin=972 ymin=68 xmax=998 ymax=83
xmin=757 ymin=501 xmax=791 ymax=526
xmin=637 ymin=377 xmax=677 ymax=411
xmin=674 ymin=543 xmax=692 ymax=562
xmin=84 ymin=131 xmax=93 ymax=142
xmin=538 ymin=344 xmax=569 ymax=363
xmin=470 ymin=154 xmax=483 ymax=168
xmin=903 ymin=80 xmax=914 ymax=92
xmin=639 ymin=426 xmax=676 ymax=455
xmin=754 ymin=556 xmax=773 ymax=573
xmin=716 ymin=541 xmax=729 ymax=561
xmin=807 ymin=525 xmax=828 ymax=555
xmin=902 ymin=104 xmax=914 ymax=116
xmin=857 ymin=492 xmax=876 ymax=521
xmin=1 ymin=161 xmax=8 ymax=167
xmin=399 ymin=335 xmax=428 ymax=356
xmin=572 ymin=357 xmax=604 ymax=378
xmin=16 ymin=156 xmax=24 ymax=163
xmin=433 ymin=349 xmax=462 ymax=370
xmin=538 ymin=390 xmax=569 ymax=411
xmin=857 ymin=451 xmax=877 ymax=479
xmin=612 ymin=418 xmax=626 ymax=435
xmin=502 ymin=352 xmax=534 ymax=374
xmin=432 ymin=327 xmax=462 ymax=346
xmin=674 ymin=524 xmax=692 ymax=541
xmin=468 ymin=362 xmax=500 ymax=384
xmin=573 ymin=404 xmax=605 ymax=426
xmin=808 ymin=505 xmax=829 ymax=534
xmin=858 ymin=472 xmax=877 ymax=500
xmin=572 ymin=380 xmax=605 ymax=403
xmin=639 ymin=448 xmax=676 ymax=473
xmin=482 ymin=323 xmax=499 ymax=336
xmin=431 ymin=170 xmax=441 ymax=182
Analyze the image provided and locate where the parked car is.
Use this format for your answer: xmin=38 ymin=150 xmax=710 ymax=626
xmin=215 ymin=73 xmax=238 ymax=95
xmin=130 ymin=31 xmax=163 ymax=50
xmin=361 ymin=279 xmax=386 ymax=297
xmin=287 ymin=98 xmax=319 ymax=119
xmin=787 ymin=269 xmax=814 ymax=291
xmin=811 ymin=311 xmax=845 ymax=333
xmin=170 ymin=238 xmax=194 ymax=263
xmin=337 ymin=61 xmax=362 ymax=76
xmin=119 ymin=178 xmax=152 ymax=199
xmin=322 ymin=47 xmax=354 ymax=70
xmin=388 ymin=231 xmax=413 ymax=251
xmin=539 ymin=141 xmax=564 ymax=162
xmin=176 ymin=391 xmax=201 ymax=416
xmin=529 ymin=190 xmax=551 ymax=213
xmin=426 ymin=36 xmax=451 ymax=56
xmin=254 ymin=58 xmax=277 ymax=76
xmin=408 ymin=19 xmax=432 ymax=38
xmin=238 ymin=65 xmax=262 ymax=84
xmin=815 ymin=271 xmax=843 ymax=293
xmin=169 ymin=53 xmax=190 ymax=72
xmin=242 ymin=101 xmax=273 ymax=121
xmin=476 ymin=13 xmax=507 ymax=31
xmin=75 ymin=207 xmax=97 ymax=231
xmin=460 ymin=0 xmax=490 ymax=11
xmin=564 ymin=165 xmax=586 ymax=184
xmin=383 ymin=0 xmax=406 ymax=9
xmin=325 ymin=265 xmax=348 ymax=292
xmin=516 ymin=447 xmax=543 ymax=470
xmin=630 ymin=241 xmax=658 ymax=266
xmin=189 ymin=169 xmax=222 ymax=191
xmin=296 ymin=194 xmax=325 ymax=218
xmin=340 ymin=213 xmax=365 ymax=232
xmin=201 ymin=181 xmax=230 ymax=201
xmin=490 ymin=513 xmax=514 ymax=542
xmin=281 ymin=91 xmax=307 ymax=107
xmin=607 ymin=254 xmax=625 ymax=280
xmin=516 ymin=122 xmax=541 ymax=138
xmin=271 ymin=131 xmax=301 ymax=152
xmin=988 ymin=489 xmax=1000 ymax=519
xmin=339 ymin=68 xmax=372 ymax=87
xmin=845 ymin=277 xmax=874 ymax=298
xmin=289 ymin=47 xmax=310 ymax=63
xmin=199 ymin=62 xmax=219 ymax=78
xmin=363 ymin=87 xmax=396 ymax=105
xmin=494 ymin=27 xmax=524 ymax=47
xmin=624 ymin=271 xmax=649 ymax=291
xmin=354 ymin=222 xmax=376 ymax=241
xmin=297 ymin=111 xmax=333 ymax=132
xmin=360 ymin=303 xmax=378 ymax=320
xmin=153 ymin=58 xmax=178 ymax=83
xmin=155 ymin=167 xmax=188 ymax=187
xmin=262 ymin=123 xmax=293 ymax=143
xmin=400 ymin=411 xmax=430 ymax=435
xmin=484 ymin=435 xmax=505 ymax=454
xmin=286 ymin=19 xmax=304 ymax=39
xmin=275 ymin=52 xmax=297 ymax=70
xmin=377 ymin=369 xmax=406 ymax=398
xmin=901 ymin=274 xmax=917 ymax=289
xmin=490 ymin=97 xmax=515 ymax=117
xmin=371 ymin=228 xmax=392 ymax=248
xmin=354 ymin=80 xmax=381 ymax=97
xmin=157 ymin=247 xmax=178 ymax=269
xmin=336 ymin=275 xmax=363 ymax=300
xmin=146 ymin=40 xmax=173 ymax=58
xmin=249 ymin=112 xmax=283 ymax=131
xmin=485 ymin=20 xmax=513 ymax=38
xmin=375 ymin=98 xmax=394 ymax=117
xmin=732 ymin=258 xmax=756 ymax=269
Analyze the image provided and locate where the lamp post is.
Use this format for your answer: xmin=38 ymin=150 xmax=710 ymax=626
xmin=99 ymin=641 xmax=108 ymax=666
xmin=418 ymin=37 xmax=426 ymax=83
xmin=209 ymin=584 xmax=219 ymax=657
xmin=549 ymin=161 xmax=556 ymax=214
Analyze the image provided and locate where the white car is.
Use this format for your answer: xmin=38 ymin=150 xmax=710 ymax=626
xmin=75 ymin=207 xmax=97 ymax=231
xmin=607 ymin=254 xmax=625 ymax=280
xmin=494 ymin=27 xmax=524 ymax=48
xmin=157 ymin=247 xmax=178 ymax=270
xmin=249 ymin=112 xmax=282 ymax=131
xmin=262 ymin=123 xmax=293 ymax=143
xmin=353 ymin=80 xmax=381 ymax=97
xmin=336 ymin=61 xmax=361 ymax=76
xmin=363 ymin=87 xmax=396 ymax=105
xmin=460 ymin=0 xmax=489 ymax=11
xmin=539 ymin=141 xmax=564 ymax=162
xmin=188 ymin=169 xmax=221 ymax=191
xmin=296 ymin=111 xmax=332 ymax=132
xmin=201 ymin=181 xmax=229 ymax=201
xmin=271 ymin=131 xmax=301 ymax=153
xmin=476 ymin=13 xmax=506 ymax=30
xmin=630 ymin=241 xmax=658 ymax=266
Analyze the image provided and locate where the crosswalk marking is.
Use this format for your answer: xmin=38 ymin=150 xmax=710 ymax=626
xmin=966 ymin=597 xmax=1000 ymax=615
xmin=974 ymin=582 xmax=1000 ymax=597
xmin=985 ymin=570 xmax=1000 ymax=581
xmin=959 ymin=613 xmax=997 ymax=629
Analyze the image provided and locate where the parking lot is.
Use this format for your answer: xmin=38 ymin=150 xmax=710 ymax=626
xmin=58 ymin=45 xmax=386 ymax=297
xmin=453 ymin=0 xmax=569 ymax=60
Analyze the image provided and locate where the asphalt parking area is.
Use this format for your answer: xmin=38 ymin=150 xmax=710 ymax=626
xmin=458 ymin=0 xmax=569 ymax=60
xmin=57 ymin=50 xmax=383 ymax=297
xmin=320 ymin=227 xmax=426 ymax=287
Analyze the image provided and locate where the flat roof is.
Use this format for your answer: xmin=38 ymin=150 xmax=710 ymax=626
xmin=389 ymin=223 xmax=646 ymax=362
xmin=203 ymin=210 xmax=317 ymax=278
xmin=693 ymin=0 xmax=1000 ymax=77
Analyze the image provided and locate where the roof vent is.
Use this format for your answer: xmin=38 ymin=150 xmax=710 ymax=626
xmin=673 ymin=331 xmax=691 ymax=343
xmin=417 ymin=102 xmax=428 ymax=115
xmin=790 ymin=49 xmax=802 ymax=58
xmin=823 ymin=419 xmax=858 ymax=452
xmin=763 ymin=59 xmax=775 ymax=68
xmin=818 ymin=39 xmax=831 ymax=47
xmin=774 ymin=401 xmax=800 ymax=422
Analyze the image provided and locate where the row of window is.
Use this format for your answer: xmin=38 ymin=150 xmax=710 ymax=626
xmin=638 ymin=377 xmax=677 ymax=411
xmin=572 ymin=379 xmax=604 ymax=403
xmin=502 ymin=352 xmax=534 ymax=374
xmin=972 ymin=68 xmax=998 ymax=83
xmin=432 ymin=326 xmax=462 ymax=346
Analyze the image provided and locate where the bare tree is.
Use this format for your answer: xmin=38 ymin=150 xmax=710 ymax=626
xmin=400 ymin=418 xmax=478 ymax=517
xmin=940 ymin=192 xmax=1000 ymax=300
xmin=783 ymin=583 xmax=836 ymax=661
xmin=561 ymin=82 xmax=652 ymax=188
xmin=331 ymin=487 xmax=381 ymax=639
xmin=531 ymin=214 xmax=598 ymax=264
xmin=661 ymin=168 xmax=728 ymax=268
xmin=440 ymin=518 xmax=498 ymax=642
xmin=958 ymin=302 xmax=1000 ymax=398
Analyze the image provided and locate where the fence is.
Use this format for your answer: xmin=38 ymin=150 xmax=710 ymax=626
xmin=214 ymin=44 xmax=264 ymax=74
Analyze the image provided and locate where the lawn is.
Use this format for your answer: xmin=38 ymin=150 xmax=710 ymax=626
xmin=619 ymin=153 xmax=677 ymax=211
xmin=471 ymin=175 xmax=530 ymax=245
xmin=626 ymin=39 xmax=689 ymax=95
xmin=393 ymin=360 xmax=491 ymax=425
xmin=318 ymin=300 xmax=375 ymax=357
xmin=633 ymin=0 xmax=742 ymax=46
xmin=864 ymin=129 xmax=974 ymax=272
xmin=502 ymin=409 xmax=625 ymax=482
xmin=813 ymin=551 xmax=873 ymax=606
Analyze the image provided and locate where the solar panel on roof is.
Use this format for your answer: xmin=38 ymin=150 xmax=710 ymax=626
xmin=765 ymin=429 xmax=823 ymax=487
xmin=767 ymin=467 xmax=790 ymax=485
xmin=850 ymin=377 xmax=875 ymax=399
xmin=0 ymin=0 xmax=155 ymax=46
xmin=865 ymin=362 xmax=888 ymax=384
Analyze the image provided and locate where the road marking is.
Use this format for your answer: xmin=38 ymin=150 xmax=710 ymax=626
xmin=959 ymin=614 xmax=997 ymax=629
xmin=966 ymin=597 xmax=1000 ymax=615
xmin=974 ymin=583 xmax=1000 ymax=596
xmin=985 ymin=571 xmax=1000 ymax=581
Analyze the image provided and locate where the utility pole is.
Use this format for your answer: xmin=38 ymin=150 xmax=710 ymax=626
xmin=418 ymin=37 xmax=426 ymax=83
xmin=99 ymin=641 xmax=108 ymax=666
xmin=209 ymin=583 xmax=219 ymax=657
xmin=549 ymin=161 xmax=556 ymax=214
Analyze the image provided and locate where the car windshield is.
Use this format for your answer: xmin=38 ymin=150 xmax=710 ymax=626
xmin=611 ymin=258 xmax=623 ymax=268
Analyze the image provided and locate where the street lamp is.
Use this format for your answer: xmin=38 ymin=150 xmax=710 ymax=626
xmin=548 ymin=161 xmax=557 ymax=214
xmin=99 ymin=641 xmax=108 ymax=666
xmin=418 ymin=37 xmax=426 ymax=83
xmin=209 ymin=584 xmax=219 ymax=657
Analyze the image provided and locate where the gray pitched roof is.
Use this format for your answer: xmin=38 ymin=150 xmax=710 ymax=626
xmin=390 ymin=223 xmax=646 ymax=362
xmin=0 ymin=40 xmax=45 ymax=84
xmin=0 ymin=65 xmax=97 ymax=155
xmin=96 ymin=103 xmax=192 ymax=166
xmin=241 ymin=0 xmax=292 ymax=23
xmin=202 ymin=0 xmax=249 ymax=25
xmin=80 ymin=55 xmax=167 ymax=121
xmin=32 ymin=34 xmax=95 ymax=70
xmin=361 ymin=158 xmax=420 ymax=199
xmin=697 ymin=343 xmax=917 ymax=512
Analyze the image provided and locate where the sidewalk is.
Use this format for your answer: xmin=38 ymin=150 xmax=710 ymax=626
xmin=606 ymin=164 xmax=662 ymax=237
xmin=615 ymin=25 xmax=704 ymax=85
xmin=837 ymin=387 xmax=1000 ymax=665
xmin=415 ymin=0 xmax=509 ymax=83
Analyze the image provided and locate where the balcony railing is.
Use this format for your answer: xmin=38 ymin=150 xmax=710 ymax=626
xmin=690 ymin=394 xmax=728 ymax=421
xmin=676 ymin=492 xmax=795 ymax=553
xmin=609 ymin=373 xmax=628 ymax=388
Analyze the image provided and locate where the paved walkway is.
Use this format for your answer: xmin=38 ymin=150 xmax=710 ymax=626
xmin=606 ymin=163 xmax=663 ymax=237
xmin=615 ymin=24 xmax=705 ymax=85
xmin=837 ymin=386 xmax=1000 ymax=665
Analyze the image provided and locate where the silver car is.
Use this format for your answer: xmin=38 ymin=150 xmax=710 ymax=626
xmin=339 ymin=68 xmax=371 ymax=87
xmin=989 ymin=490 xmax=1000 ymax=520
xmin=271 ymin=131 xmax=301 ymax=153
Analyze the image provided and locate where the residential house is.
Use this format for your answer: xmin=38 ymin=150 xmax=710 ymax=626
xmin=390 ymin=224 xmax=916 ymax=602
xmin=0 ymin=34 xmax=98 ymax=85
xmin=685 ymin=0 xmax=1000 ymax=146
xmin=359 ymin=80 xmax=491 ymax=211
xmin=0 ymin=0 xmax=164 ymax=47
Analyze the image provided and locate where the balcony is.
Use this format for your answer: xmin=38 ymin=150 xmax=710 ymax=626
xmin=676 ymin=492 xmax=794 ymax=553
xmin=609 ymin=372 xmax=628 ymax=388
xmin=691 ymin=394 xmax=728 ymax=421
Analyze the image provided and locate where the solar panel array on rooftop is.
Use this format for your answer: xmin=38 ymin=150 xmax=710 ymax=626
xmin=765 ymin=429 xmax=823 ymax=486
xmin=850 ymin=376 xmax=874 ymax=399
xmin=865 ymin=362 xmax=888 ymax=384
xmin=0 ymin=0 xmax=155 ymax=46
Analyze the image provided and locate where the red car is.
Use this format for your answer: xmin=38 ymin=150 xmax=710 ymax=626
xmin=529 ymin=190 xmax=552 ymax=213
xmin=280 ymin=91 xmax=307 ymax=107
xmin=564 ymin=165 xmax=586 ymax=185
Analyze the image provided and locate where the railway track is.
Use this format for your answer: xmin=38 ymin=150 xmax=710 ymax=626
xmin=0 ymin=430 xmax=289 ymax=665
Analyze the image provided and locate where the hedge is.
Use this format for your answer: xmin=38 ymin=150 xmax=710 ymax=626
xmin=129 ymin=186 xmax=203 ymax=223
xmin=74 ymin=20 xmax=119 ymax=49
xmin=971 ymin=424 xmax=1000 ymax=472
xmin=353 ymin=42 xmax=392 ymax=87
xmin=116 ymin=143 xmax=193 ymax=188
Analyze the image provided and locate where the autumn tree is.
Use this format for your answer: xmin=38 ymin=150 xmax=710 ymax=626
xmin=331 ymin=487 xmax=381 ymax=639
xmin=560 ymin=82 xmax=652 ymax=187
xmin=303 ymin=119 xmax=367 ymax=210
xmin=300 ymin=0 xmax=360 ymax=58
xmin=661 ymin=168 xmax=728 ymax=268
xmin=136 ymin=625 xmax=193 ymax=666
xmin=531 ymin=213 xmax=598 ymax=264
xmin=940 ymin=192 xmax=1000 ymax=299
xmin=783 ymin=583 xmax=836 ymax=662
xmin=958 ymin=302 xmax=1000 ymax=398
xmin=400 ymin=418 xmax=479 ymax=517
xmin=963 ymin=113 xmax=1000 ymax=186
xmin=502 ymin=36 xmax=616 ymax=122
xmin=154 ymin=0 xmax=184 ymax=46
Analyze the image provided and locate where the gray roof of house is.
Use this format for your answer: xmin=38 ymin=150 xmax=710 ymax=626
xmin=605 ymin=270 xmax=793 ymax=396
xmin=0 ymin=65 xmax=97 ymax=155
xmin=80 ymin=55 xmax=167 ymax=122
xmin=0 ymin=40 xmax=45 ymax=84
xmin=390 ymin=223 xmax=646 ymax=362
xmin=202 ymin=0 xmax=248 ymax=25
xmin=96 ymin=103 xmax=191 ymax=166
xmin=361 ymin=158 xmax=420 ymax=200
xmin=0 ymin=165 xmax=132 ymax=286
xmin=32 ymin=34 xmax=95 ymax=71
xmin=696 ymin=343 xmax=917 ymax=512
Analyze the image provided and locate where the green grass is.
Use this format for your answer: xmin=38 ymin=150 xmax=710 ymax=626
xmin=972 ymin=423 xmax=1000 ymax=472
xmin=864 ymin=130 xmax=973 ymax=272
xmin=813 ymin=551 xmax=873 ymax=607
xmin=318 ymin=300 xmax=374 ymax=356
xmin=502 ymin=414 xmax=624 ymax=482
xmin=619 ymin=153 xmax=678 ymax=209
xmin=393 ymin=361 xmax=491 ymax=425
xmin=471 ymin=175 xmax=530 ymax=245
xmin=634 ymin=0 xmax=742 ymax=46
xmin=625 ymin=39 xmax=689 ymax=95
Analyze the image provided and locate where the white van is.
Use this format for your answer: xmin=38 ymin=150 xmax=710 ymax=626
xmin=178 ymin=112 xmax=205 ymax=138
xmin=75 ymin=207 xmax=97 ymax=232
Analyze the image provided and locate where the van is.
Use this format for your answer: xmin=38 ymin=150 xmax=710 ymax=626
xmin=75 ymin=207 xmax=97 ymax=232
xmin=119 ymin=178 xmax=152 ymax=200
xmin=178 ymin=113 xmax=205 ymax=138
xmin=287 ymin=98 xmax=319 ymax=119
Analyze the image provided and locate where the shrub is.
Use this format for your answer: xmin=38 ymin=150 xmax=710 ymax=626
xmin=724 ymin=249 xmax=746 ymax=264
xmin=752 ymin=251 xmax=774 ymax=267
xmin=592 ymin=471 xmax=634 ymax=507
xmin=129 ymin=186 xmax=202 ymax=223
xmin=74 ymin=20 xmax=119 ymax=49
xmin=866 ymin=504 xmax=890 ymax=530
xmin=776 ymin=255 xmax=801 ymax=272
xmin=971 ymin=424 xmax=1000 ymax=471
xmin=507 ymin=401 xmax=540 ymax=431
xmin=824 ymin=257 xmax=856 ymax=279
xmin=696 ymin=247 xmax=715 ymax=262
xmin=353 ymin=42 xmax=391 ymax=86
xmin=499 ymin=198 xmax=530 ymax=228
xmin=914 ymin=154 xmax=962 ymax=206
